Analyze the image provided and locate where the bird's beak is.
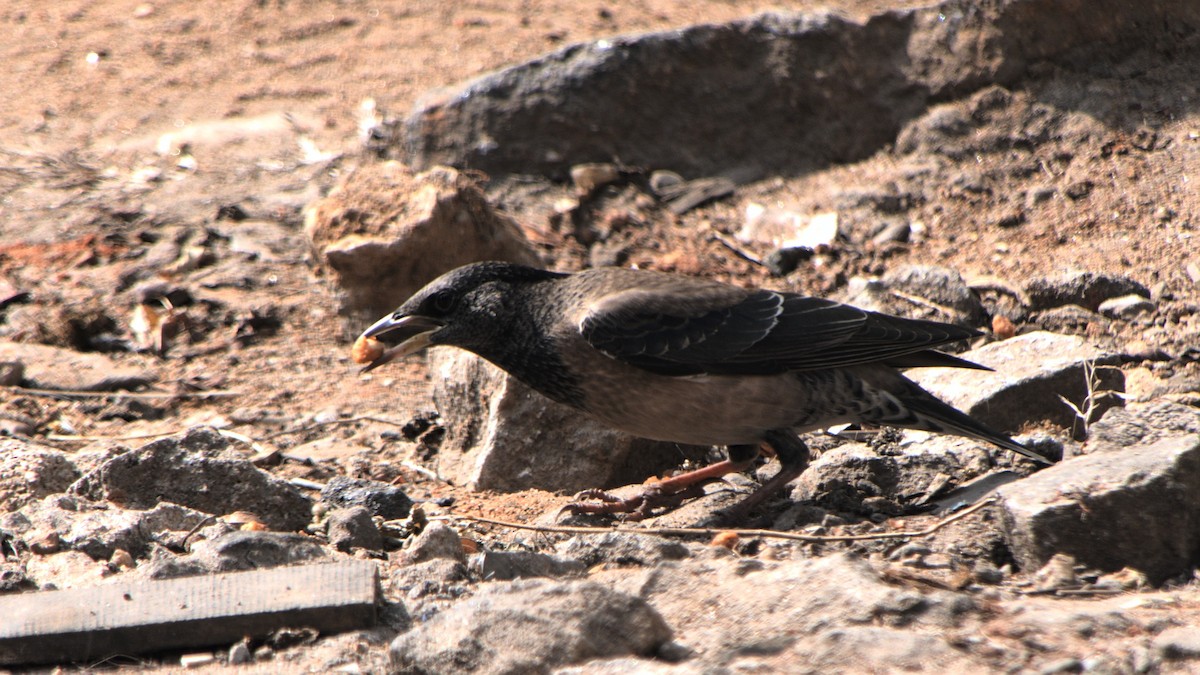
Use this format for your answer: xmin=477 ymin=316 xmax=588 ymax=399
xmin=358 ymin=314 xmax=444 ymax=373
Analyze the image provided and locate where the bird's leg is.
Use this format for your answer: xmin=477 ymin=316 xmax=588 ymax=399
xmin=563 ymin=445 xmax=762 ymax=521
xmin=715 ymin=430 xmax=810 ymax=524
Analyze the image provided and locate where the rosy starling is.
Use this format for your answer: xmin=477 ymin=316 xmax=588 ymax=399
xmin=359 ymin=262 xmax=1048 ymax=520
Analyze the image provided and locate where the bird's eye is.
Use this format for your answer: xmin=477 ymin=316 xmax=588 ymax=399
xmin=428 ymin=290 xmax=456 ymax=314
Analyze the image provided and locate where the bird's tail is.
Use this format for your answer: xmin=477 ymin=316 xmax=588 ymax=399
xmin=869 ymin=376 xmax=1051 ymax=465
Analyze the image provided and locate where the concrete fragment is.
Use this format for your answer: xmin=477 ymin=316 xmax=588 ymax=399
xmin=428 ymin=348 xmax=707 ymax=493
xmin=998 ymin=434 xmax=1200 ymax=582
xmin=70 ymin=427 xmax=312 ymax=532
xmin=0 ymin=495 xmax=210 ymax=563
xmin=0 ymin=439 xmax=79 ymax=512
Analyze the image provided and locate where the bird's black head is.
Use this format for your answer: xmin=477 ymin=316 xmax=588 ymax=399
xmin=357 ymin=261 xmax=566 ymax=371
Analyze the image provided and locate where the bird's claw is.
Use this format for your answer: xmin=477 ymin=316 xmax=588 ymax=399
xmin=561 ymin=483 xmax=709 ymax=521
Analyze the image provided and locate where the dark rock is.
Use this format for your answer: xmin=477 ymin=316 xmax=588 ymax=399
xmin=70 ymin=426 xmax=313 ymax=532
xmin=320 ymin=476 xmax=413 ymax=520
xmin=472 ymin=550 xmax=586 ymax=581
xmin=555 ymin=532 xmax=691 ymax=567
xmin=1025 ymin=272 xmax=1150 ymax=312
xmin=880 ymin=265 xmax=985 ymax=325
xmin=792 ymin=439 xmax=993 ymax=513
xmin=389 ymin=579 xmax=671 ymax=674
xmin=144 ymin=530 xmax=329 ymax=578
xmin=1098 ymin=294 xmax=1155 ymax=320
xmin=428 ymin=348 xmax=707 ymax=493
xmin=998 ymin=434 xmax=1200 ymax=583
xmin=913 ymin=331 xmax=1124 ymax=434
xmin=401 ymin=3 xmax=1199 ymax=180
xmin=327 ymin=506 xmax=384 ymax=552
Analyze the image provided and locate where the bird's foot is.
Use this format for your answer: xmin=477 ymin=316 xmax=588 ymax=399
xmin=562 ymin=482 xmax=710 ymax=521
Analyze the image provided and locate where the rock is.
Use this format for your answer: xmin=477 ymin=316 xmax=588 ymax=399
xmin=622 ymin=553 xmax=972 ymax=664
xmin=1087 ymin=401 xmax=1200 ymax=452
xmin=1025 ymin=272 xmax=1150 ymax=312
xmin=1098 ymin=294 xmax=1156 ymax=319
xmin=388 ymin=579 xmax=671 ymax=674
xmin=320 ymin=476 xmax=413 ymax=520
xmin=472 ymin=550 xmax=586 ymax=581
xmin=912 ymin=331 xmax=1124 ymax=433
xmin=791 ymin=439 xmax=994 ymax=514
xmin=794 ymin=626 xmax=985 ymax=673
xmin=1153 ymin=626 xmax=1200 ymax=660
xmin=327 ymin=506 xmax=384 ymax=552
xmin=0 ymin=438 xmax=80 ymax=512
xmin=70 ymin=427 xmax=313 ymax=532
xmin=401 ymin=521 xmax=467 ymax=565
xmin=0 ymin=341 xmax=156 ymax=392
xmin=427 ymin=348 xmax=707 ymax=493
xmin=210 ymin=219 xmax=307 ymax=263
xmin=998 ymin=434 xmax=1200 ymax=583
xmin=0 ymin=495 xmax=210 ymax=561
xmin=881 ymin=265 xmax=984 ymax=325
xmin=0 ymin=360 xmax=23 ymax=386
xmin=401 ymin=3 xmax=1197 ymax=179
xmin=143 ymin=530 xmax=329 ymax=579
xmin=303 ymin=162 xmax=539 ymax=329
xmin=24 ymin=550 xmax=111 ymax=590
xmin=555 ymin=533 xmax=692 ymax=568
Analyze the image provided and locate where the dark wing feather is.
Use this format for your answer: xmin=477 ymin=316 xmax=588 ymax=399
xmin=579 ymin=286 xmax=981 ymax=376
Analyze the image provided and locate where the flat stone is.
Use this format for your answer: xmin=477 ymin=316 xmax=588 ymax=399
xmin=472 ymin=550 xmax=585 ymax=581
xmin=0 ymin=341 xmax=156 ymax=392
xmin=912 ymin=331 xmax=1124 ymax=433
xmin=389 ymin=579 xmax=671 ymax=674
xmin=611 ymin=553 xmax=973 ymax=663
xmin=1087 ymin=401 xmax=1200 ymax=452
xmin=998 ymin=434 xmax=1200 ymax=582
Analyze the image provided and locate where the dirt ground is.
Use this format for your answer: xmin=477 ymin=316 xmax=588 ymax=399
xmin=2 ymin=0 xmax=1199 ymax=671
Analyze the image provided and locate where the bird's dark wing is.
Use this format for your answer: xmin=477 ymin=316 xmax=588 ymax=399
xmin=578 ymin=286 xmax=981 ymax=376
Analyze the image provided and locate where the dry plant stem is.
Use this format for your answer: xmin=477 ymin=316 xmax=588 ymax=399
xmin=6 ymin=386 xmax=240 ymax=399
xmin=46 ymin=414 xmax=408 ymax=443
xmin=423 ymin=497 xmax=998 ymax=544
